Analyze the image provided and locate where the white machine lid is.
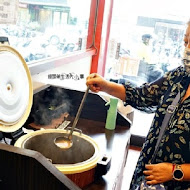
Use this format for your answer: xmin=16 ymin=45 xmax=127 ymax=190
xmin=0 ymin=45 xmax=33 ymax=132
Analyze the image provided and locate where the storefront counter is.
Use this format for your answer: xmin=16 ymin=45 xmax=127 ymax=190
xmin=75 ymin=119 xmax=130 ymax=190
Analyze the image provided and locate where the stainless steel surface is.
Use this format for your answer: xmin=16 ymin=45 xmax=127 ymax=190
xmin=54 ymin=86 xmax=90 ymax=149
xmin=21 ymin=132 xmax=96 ymax=164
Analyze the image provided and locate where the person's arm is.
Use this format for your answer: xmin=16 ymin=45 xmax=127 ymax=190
xmin=86 ymin=72 xmax=169 ymax=111
xmin=86 ymin=73 xmax=126 ymax=101
xmin=101 ymin=81 xmax=126 ymax=101
xmin=143 ymin=163 xmax=190 ymax=185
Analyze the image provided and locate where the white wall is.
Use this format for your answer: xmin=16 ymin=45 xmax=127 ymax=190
xmin=32 ymin=56 xmax=92 ymax=92
xmin=31 ymin=56 xmax=133 ymax=117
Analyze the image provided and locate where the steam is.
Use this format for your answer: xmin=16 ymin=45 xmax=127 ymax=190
xmin=31 ymin=87 xmax=72 ymax=126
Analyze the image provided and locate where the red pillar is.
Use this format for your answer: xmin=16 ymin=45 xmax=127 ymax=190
xmin=97 ymin=0 xmax=114 ymax=76
xmin=87 ymin=0 xmax=114 ymax=76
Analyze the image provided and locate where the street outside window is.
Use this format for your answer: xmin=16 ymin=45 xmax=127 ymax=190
xmin=105 ymin=0 xmax=190 ymax=137
xmin=105 ymin=0 xmax=189 ymax=87
xmin=0 ymin=0 xmax=91 ymax=63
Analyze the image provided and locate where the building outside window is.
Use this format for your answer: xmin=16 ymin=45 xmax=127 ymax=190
xmin=0 ymin=0 xmax=91 ymax=63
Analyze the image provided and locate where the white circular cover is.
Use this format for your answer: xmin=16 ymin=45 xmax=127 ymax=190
xmin=0 ymin=46 xmax=32 ymax=132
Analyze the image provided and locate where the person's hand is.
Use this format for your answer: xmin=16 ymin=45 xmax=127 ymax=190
xmin=143 ymin=163 xmax=173 ymax=185
xmin=86 ymin=73 xmax=126 ymax=100
xmin=86 ymin=73 xmax=108 ymax=93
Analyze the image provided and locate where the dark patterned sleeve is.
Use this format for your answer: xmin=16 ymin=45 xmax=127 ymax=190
xmin=123 ymin=73 xmax=170 ymax=113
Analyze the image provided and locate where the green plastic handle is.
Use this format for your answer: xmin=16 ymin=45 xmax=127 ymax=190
xmin=105 ymin=98 xmax=118 ymax=130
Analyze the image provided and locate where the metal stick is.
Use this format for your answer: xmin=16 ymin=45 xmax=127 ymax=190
xmin=68 ymin=86 xmax=90 ymax=139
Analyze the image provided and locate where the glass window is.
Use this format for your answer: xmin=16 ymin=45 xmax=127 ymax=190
xmin=105 ymin=0 xmax=189 ymax=85
xmin=105 ymin=0 xmax=190 ymax=137
xmin=0 ymin=0 xmax=91 ymax=63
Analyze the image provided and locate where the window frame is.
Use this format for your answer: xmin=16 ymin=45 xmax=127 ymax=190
xmin=25 ymin=0 xmax=108 ymax=76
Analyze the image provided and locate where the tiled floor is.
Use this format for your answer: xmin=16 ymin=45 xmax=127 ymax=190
xmin=121 ymin=146 xmax=141 ymax=190
xmin=121 ymin=109 xmax=154 ymax=190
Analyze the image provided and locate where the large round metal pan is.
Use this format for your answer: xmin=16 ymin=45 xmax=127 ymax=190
xmin=15 ymin=129 xmax=100 ymax=188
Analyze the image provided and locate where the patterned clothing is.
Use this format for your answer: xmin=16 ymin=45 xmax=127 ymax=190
xmin=124 ymin=66 xmax=190 ymax=190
